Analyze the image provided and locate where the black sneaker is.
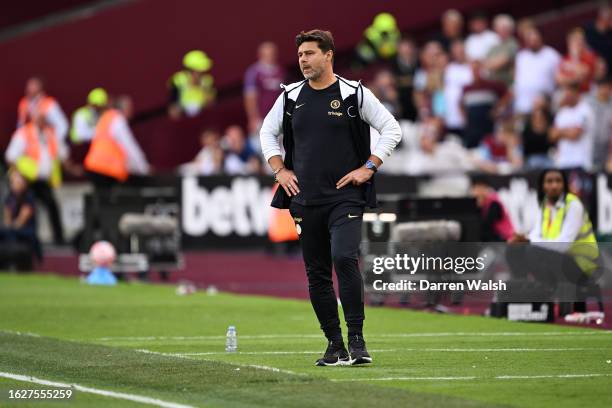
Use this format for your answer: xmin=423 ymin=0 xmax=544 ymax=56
xmin=315 ymin=340 xmax=350 ymax=366
xmin=348 ymin=334 xmax=372 ymax=365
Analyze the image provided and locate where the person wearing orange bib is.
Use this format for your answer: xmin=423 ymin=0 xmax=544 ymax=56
xmin=17 ymin=78 xmax=69 ymax=147
xmin=5 ymin=110 xmax=68 ymax=244
xmin=84 ymin=95 xmax=150 ymax=189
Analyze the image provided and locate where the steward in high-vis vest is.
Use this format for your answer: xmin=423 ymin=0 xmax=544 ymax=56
xmin=18 ymin=77 xmax=69 ymax=146
xmin=355 ymin=12 xmax=401 ymax=66
xmin=70 ymin=88 xmax=109 ymax=144
xmin=5 ymin=109 xmax=68 ymax=244
xmin=6 ymin=113 xmax=64 ymax=187
xmin=535 ymin=192 xmax=599 ymax=276
xmin=508 ymin=169 xmax=600 ymax=313
xmin=84 ymin=95 xmax=150 ymax=188
xmin=168 ymin=50 xmax=216 ymax=119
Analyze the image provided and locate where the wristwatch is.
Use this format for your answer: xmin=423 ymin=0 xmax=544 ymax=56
xmin=365 ymin=160 xmax=378 ymax=173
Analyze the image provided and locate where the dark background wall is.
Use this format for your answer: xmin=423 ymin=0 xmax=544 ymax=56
xmin=0 ymin=0 xmax=587 ymax=169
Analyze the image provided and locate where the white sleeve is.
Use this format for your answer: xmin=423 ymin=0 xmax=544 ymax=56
xmin=358 ymin=85 xmax=402 ymax=162
xmin=111 ymin=117 xmax=150 ymax=174
xmin=47 ymin=102 xmax=69 ymax=142
xmin=259 ymin=93 xmax=284 ymax=162
xmin=4 ymin=130 xmax=26 ymax=164
xmin=531 ymin=200 xmax=584 ymax=253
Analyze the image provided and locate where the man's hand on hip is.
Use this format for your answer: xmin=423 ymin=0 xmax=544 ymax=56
xmin=336 ymin=166 xmax=374 ymax=189
xmin=276 ymin=168 xmax=300 ymax=196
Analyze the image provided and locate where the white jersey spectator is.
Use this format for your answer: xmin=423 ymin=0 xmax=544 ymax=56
xmin=465 ymin=11 xmax=500 ymax=61
xmin=551 ymin=88 xmax=595 ymax=170
xmin=514 ymin=28 xmax=561 ymax=114
xmin=466 ymin=30 xmax=500 ymax=61
xmin=443 ymin=41 xmax=473 ymax=131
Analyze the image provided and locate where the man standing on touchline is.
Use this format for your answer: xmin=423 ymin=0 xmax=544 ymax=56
xmin=260 ymin=29 xmax=401 ymax=366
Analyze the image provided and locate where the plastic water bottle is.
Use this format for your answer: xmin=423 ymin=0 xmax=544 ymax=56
xmin=225 ymin=326 xmax=237 ymax=352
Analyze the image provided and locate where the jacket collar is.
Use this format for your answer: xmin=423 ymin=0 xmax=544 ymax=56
xmin=280 ymin=74 xmax=360 ymax=102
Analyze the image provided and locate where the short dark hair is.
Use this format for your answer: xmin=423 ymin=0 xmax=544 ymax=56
xmin=470 ymin=10 xmax=488 ymax=21
xmin=295 ymin=29 xmax=335 ymax=56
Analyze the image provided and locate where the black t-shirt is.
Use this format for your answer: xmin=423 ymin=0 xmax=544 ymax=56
xmin=291 ymin=80 xmax=365 ymax=206
xmin=522 ymin=120 xmax=552 ymax=157
xmin=584 ymin=23 xmax=612 ymax=72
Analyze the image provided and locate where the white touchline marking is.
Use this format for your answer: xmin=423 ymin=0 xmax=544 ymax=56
xmin=169 ymin=347 xmax=610 ymax=356
xmin=333 ymin=376 xmax=478 ymax=382
xmin=0 ymin=330 xmax=40 ymax=337
xmin=496 ymin=374 xmax=612 ymax=379
xmin=135 ymin=349 xmax=301 ymax=376
xmin=168 ymin=349 xmax=394 ymax=356
xmin=0 ymin=371 xmax=196 ymax=408
xmin=332 ymin=373 xmax=612 ymax=382
xmin=97 ymin=331 xmax=612 ymax=342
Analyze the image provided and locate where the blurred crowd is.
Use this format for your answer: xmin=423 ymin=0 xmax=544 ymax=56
xmin=357 ymin=5 xmax=612 ymax=175
xmin=2 ymin=3 xmax=612 ymax=250
xmin=173 ymin=4 xmax=612 ymax=177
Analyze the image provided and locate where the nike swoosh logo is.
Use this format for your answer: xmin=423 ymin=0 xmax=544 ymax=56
xmin=348 ymin=214 xmax=360 ymax=219
xmin=295 ymin=103 xmax=305 ymax=109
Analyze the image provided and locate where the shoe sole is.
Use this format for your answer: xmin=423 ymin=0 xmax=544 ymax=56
xmin=315 ymin=359 xmax=350 ymax=367
xmin=350 ymin=356 xmax=373 ymax=365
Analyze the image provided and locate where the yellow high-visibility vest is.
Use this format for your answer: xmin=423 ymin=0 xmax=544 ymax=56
xmin=170 ymin=70 xmax=215 ymax=115
xmin=541 ymin=193 xmax=599 ymax=275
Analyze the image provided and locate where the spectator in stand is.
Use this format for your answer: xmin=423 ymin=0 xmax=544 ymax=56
xmin=406 ymin=117 xmax=474 ymax=175
xmin=0 ymin=169 xmax=41 ymax=261
xmin=5 ymin=109 xmax=67 ymax=245
xmin=549 ymin=83 xmax=595 ymax=170
xmin=414 ymin=41 xmax=447 ymax=120
xmin=391 ymin=37 xmax=419 ymax=121
xmin=178 ymin=128 xmax=224 ymax=176
xmin=443 ymin=40 xmax=473 ymax=137
xmin=432 ymin=9 xmax=464 ymax=52
xmin=475 ymin=121 xmax=523 ymax=174
xmin=370 ymin=70 xmax=400 ymax=118
xmin=354 ymin=12 xmax=401 ymax=67
xmin=587 ymin=76 xmax=612 ymax=171
xmin=514 ymin=27 xmax=561 ymax=115
xmin=222 ymin=125 xmax=261 ymax=175
xmin=465 ymin=11 xmax=500 ymax=61
xmin=168 ymin=50 xmax=216 ymax=119
xmin=584 ymin=2 xmax=612 ymax=76
xmin=516 ymin=18 xmax=536 ymax=46
xmin=460 ymin=60 xmax=509 ymax=148
xmin=471 ymin=176 xmax=515 ymax=242
xmin=556 ymin=28 xmax=598 ymax=93
xmin=244 ymin=42 xmax=285 ymax=136
xmin=484 ymin=14 xmax=519 ymax=85
xmin=522 ymin=96 xmax=554 ymax=169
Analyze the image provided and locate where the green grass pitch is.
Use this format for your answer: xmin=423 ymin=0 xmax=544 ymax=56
xmin=0 ymin=273 xmax=611 ymax=407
